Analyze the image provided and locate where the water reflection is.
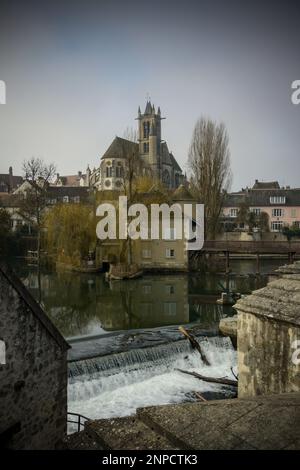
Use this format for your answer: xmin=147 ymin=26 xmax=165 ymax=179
xmin=12 ymin=258 xmax=283 ymax=339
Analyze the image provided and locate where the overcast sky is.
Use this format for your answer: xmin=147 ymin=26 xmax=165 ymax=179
xmin=0 ymin=0 xmax=299 ymax=190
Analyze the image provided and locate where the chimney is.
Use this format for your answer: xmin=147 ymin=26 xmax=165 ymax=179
xmin=8 ymin=166 xmax=13 ymax=192
xmin=56 ymin=172 xmax=60 ymax=179
xmin=255 ymin=179 xmax=258 ymax=184
xmin=78 ymin=171 xmax=82 ymax=177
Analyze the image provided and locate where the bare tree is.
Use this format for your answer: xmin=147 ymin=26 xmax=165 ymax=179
xmin=19 ymin=157 xmax=56 ymax=264
xmin=188 ymin=117 xmax=232 ymax=239
xmin=119 ymin=128 xmax=144 ymax=264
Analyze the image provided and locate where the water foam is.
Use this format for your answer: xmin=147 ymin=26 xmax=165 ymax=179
xmin=68 ymin=336 xmax=236 ymax=421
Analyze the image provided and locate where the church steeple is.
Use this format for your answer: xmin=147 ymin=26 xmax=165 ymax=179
xmin=137 ymin=100 xmax=162 ymax=180
xmin=144 ymin=100 xmax=153 ymax=115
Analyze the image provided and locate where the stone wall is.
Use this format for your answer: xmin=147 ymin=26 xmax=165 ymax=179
xmin=0 ymin=265 xmax=69 ymax=449
xmin=235 ymin=261 xmax=300 ymax=398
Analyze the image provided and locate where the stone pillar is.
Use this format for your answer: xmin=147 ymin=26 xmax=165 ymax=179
xmin=235 ymin=261 xmax=300 ymax=398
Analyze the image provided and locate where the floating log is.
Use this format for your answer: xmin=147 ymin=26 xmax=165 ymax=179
xmin=176 ymin=368 xmax=238 ymax=387
xmin=194 ymin=391 xmax=207 ymax=402
xmin=178 ymin=326 xmax=210 ymax=366
xmin=231 ymin=367 xmax=238 ymax=381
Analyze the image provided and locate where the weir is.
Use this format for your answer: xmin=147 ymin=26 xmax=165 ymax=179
xmin=68 ymin=336 xmax=236 ymax=420
xmin=68 ymin=336 xmax=233 ymax=380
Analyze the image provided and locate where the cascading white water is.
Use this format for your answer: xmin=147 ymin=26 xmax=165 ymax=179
xmin=68 ymin=336 xmax=236 ymax=421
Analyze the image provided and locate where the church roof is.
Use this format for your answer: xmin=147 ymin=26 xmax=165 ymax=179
xmin=160 ymin=143 xmax=182 ymax=172
xmin=169 ymin=152 xmax=182 ymax=172
xmin=161 ymin=142 xmax=172 ymax=165
xmin=101 ymin=136 xmax=138 ymax=160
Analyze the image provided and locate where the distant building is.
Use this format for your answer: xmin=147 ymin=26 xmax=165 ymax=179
xmin=90 ymin=101 xmax=184 ymax=191
xmin=0 ymin=182 xmax=90 ymax=231
xmin=223 ymin=180 xmax=300 ymax=232
xmin=97 ymin=184 xmax=194 ymax=272
xmin=53 ymin=169 xmax=90 ymax=187
xmin=0 ymin=167 xmax=23 ymax=193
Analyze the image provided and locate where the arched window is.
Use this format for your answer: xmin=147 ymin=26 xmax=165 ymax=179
xmin=143 ymin=121 xmax=150 ymax=139
xmin=143 ymin=142 xmax=149 ymax=153
xmin=106 ymin=163 xmax=112 ymax=178
xmin=116 ymin=163 xmax=123 ymax=178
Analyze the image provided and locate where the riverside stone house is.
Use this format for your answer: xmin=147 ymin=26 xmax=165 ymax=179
xmin=96 ymin=184 xmax=195 ymax=272
xmin=0 ymin=264 xmax=69 ymax=449
xmin=223 ymin=180 xmax=300 ymax=232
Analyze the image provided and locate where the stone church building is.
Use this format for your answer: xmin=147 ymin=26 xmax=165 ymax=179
xmin=90 ymin=101 xmax=184 ymax=190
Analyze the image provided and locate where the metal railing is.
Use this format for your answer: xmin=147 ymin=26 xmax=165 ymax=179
xmin=67 ymin=412 xmax=90 ymax=433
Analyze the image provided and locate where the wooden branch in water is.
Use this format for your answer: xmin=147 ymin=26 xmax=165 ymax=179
xmin=179 ymin=326 xmax=210 ymax=366
xmin=176 ymin=368 xmax=238 ymax=387
xmin=231 ymin=367 xmax=238 ymax=381
xmin=194 ymin=391 xmax=207 ymax=402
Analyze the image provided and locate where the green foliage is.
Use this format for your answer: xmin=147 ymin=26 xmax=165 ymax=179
xmin=237 ymin=202 xmax=269 ymax=233
xmin=282 ymin=225 xmax=300 ymax=241
xmin=0 ymin=208 xmax=13 ymax=256
xmin=43 ymin=204 xmax=96 ymax=266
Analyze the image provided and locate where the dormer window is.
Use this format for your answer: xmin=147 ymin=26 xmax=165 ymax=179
xmin=270 ymin=196 xmax=286 ymax=204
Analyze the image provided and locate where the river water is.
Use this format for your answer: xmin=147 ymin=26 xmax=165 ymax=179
xmin=12 ymin=258 xmax=282 ymax=338
xmin=11 ymin=257 xmax=284 ymax=424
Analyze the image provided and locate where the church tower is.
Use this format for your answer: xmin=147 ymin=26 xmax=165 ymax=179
xmin=137 ymin=101 xmax=162 ymax=179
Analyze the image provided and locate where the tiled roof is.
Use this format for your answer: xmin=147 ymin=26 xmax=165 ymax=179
xmin=0 ymin=186 xmax=90 ymax=207
xmin=169 ymin=152 xmax=182 ymax=172
xmin=252 ymin=180 xmax=280 ymax=190
xmin=0 ymin=194 xmax=22 ymax=208
xmin=224 ymin=189 xmax=300 ymax=207
xmin=56 ymin=174 xmax=86 ymax=186
xmin=46 ymin=186 xmax=90 ymax=198
xmin=0 ymin=174 xmax=23 ymax=192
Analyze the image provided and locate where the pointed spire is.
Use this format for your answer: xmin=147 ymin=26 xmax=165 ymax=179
xmin=157 ymin=106 xmax=161 ymax=116
xmin=144 ymin=100 xmax=152 ymax=114
xmin=152 ymin=104 xmax=155 ymax=114
xmin=138 ymin=106 xmax=141 ymax=116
